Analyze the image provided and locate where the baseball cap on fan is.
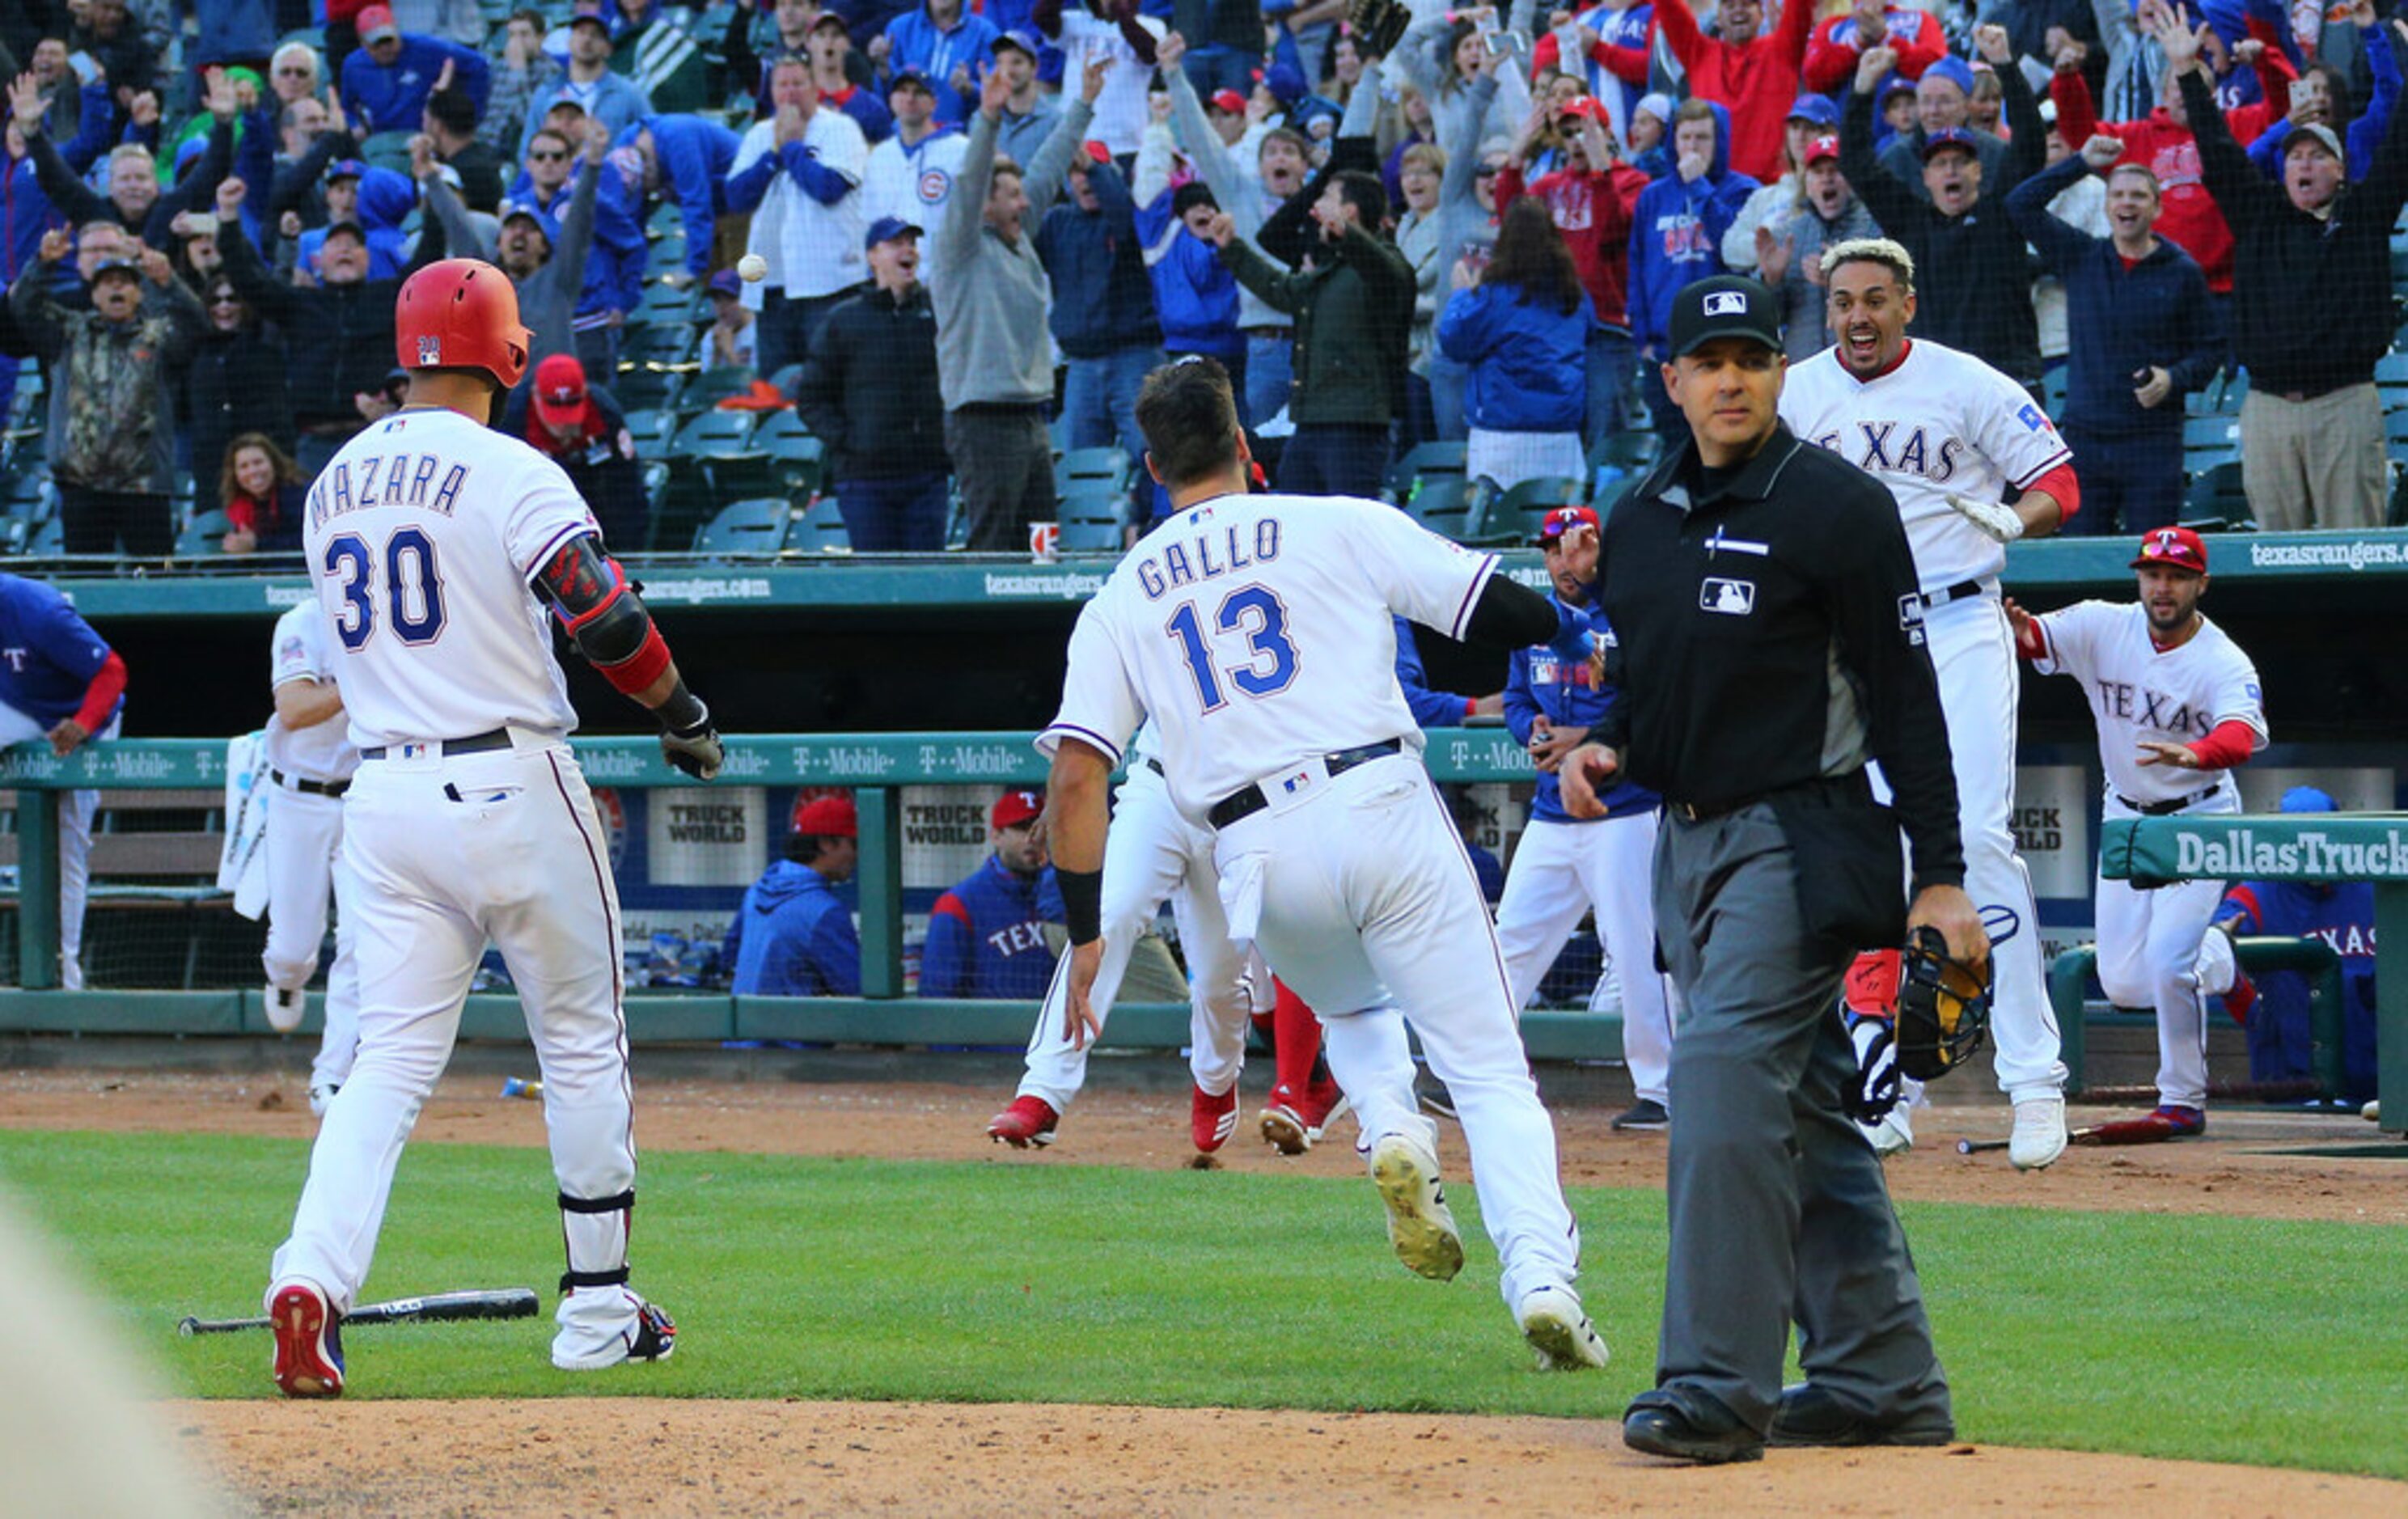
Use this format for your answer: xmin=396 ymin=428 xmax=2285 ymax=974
xmin=531 ymin=353 xmax=590 ymax=429
xmin=358 ymin=6 xmax=400 ymax=45
xmin=1668 ymin=274 xmax=1780 ymax=358
xmin=1533 ymin=504 xmax=1599 ymax=548
xmin=991 ymin=789 xmax=1044 ymax=831
xmin=1208 ymin=88 xmax=1247 ymax=115
xmin=791 ymin=794 xmax=860 ymax=838
xmin=1805 ymin=134 xmax=1840 ymax=167
xmin=2130 ymin=526 xmax=2208 ymax=574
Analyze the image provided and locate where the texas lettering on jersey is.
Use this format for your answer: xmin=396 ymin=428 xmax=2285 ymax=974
xmin=1808 ymin=419 xmax=1972 ymax=485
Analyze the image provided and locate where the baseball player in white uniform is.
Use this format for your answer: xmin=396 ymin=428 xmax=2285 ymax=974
xmin=1040 ymin=357 xmax=1609 ymax=1371
xmin=264 ymin=259 xmax=726 ymax=1399
xmin=260 ymin=600 xmax=362 ymax=1118
xmin=1779 ymin=236 xmax=2077 ymax=1170
xmin=987 ymin=727 xmax=1267 ymax=1154
xmin=2013 ymin=526 xmax=2266 ymax=1136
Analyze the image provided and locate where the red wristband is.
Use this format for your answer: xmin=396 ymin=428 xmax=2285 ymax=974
xmin=599 ymin=623 xmax=672 ymax=696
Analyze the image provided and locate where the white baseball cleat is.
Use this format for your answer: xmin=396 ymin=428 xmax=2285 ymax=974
xmin=1860 ymin=1105 xmax=1914 ymax=1158
xmin=2009 ymin=1095 xmax=2067 ymax=1170
xmin=1369 ymin=1135 xmax=1463 ymax=1282
xmin=552 ymin=1288 xmax=678 ymax=1371
xmin=2364 ymin=1100 xmax=2382 ymax=1123
xmin=264 ymin=984 xmax=306 ymax=1034
xmin=1516 ymin=1284 xmax=1609 ymax=1371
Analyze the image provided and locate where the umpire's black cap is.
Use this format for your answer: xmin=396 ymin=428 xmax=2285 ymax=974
xmin=1669 ymin=274 xmax=1782 ymax=358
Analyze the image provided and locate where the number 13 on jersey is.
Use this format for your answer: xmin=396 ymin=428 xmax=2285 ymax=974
xmin=325 ymin=527 xmax=447 ymax=649
xmin=1165 ymin=584 xmax=1299 ymax=713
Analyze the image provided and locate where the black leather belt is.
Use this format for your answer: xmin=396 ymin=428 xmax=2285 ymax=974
xmin=2114 ymin=783 xmax=2221 ymax=816
xmin=360 ymin=727 xmax=513 ymax=761
xmin=1917 ymin=578 xmax=1988 ymax=610
xmin=1207 ymin=739 xmax=1403 ymax=829
xmin=270 ymin=768 xmax=349 ymax=798
xmin=1670 ymin=769 xmax=1873 ymax=824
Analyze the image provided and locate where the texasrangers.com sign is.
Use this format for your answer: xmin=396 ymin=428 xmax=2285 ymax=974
xmin=2171 ymin=827 xmax=2408 ymax=881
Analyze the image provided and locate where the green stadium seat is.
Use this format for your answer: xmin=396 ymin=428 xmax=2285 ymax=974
xmin=1055 ymin=446 xmax=1132 ymax=495
xmin=1400 ymin=474 xmax=1475 ymax=539
xmin=639 ymin=459 xmax=671 ymax=520
xmin=693 ymin=497 xmax=790 ymax=554
xmin=1475 ymin=476 xmax=1585 ymax=545
xmin=29 ymin=515 xmax=61 ymax=556
xmin=669 ymin=407 xmax=760 ymax=455
xmin=636 ymin=281 xmax=705 ymax=327
xmin=2182 ymin=413 xmax=2241 ymax=468
xmin=680 ymin=366 xmax=760 ymax=412
xmin=2040 ymin=366 xmax=2068 ymax=418
xmin=2383 ymin=408 xmax=2408 ymax=446
xmin=764 ymin=431 xmax=826 ymax=500
xmin=620 ymin=321 xmax=700 ymax=367
xmin=1586 ymin=429 xmax=1659 ymax=474
xmin=175 ymin=509 xmax=234 ymax=559
xmin=1057 ymin=482 xmax=1128 ymax=552
xmin=359 ymin=129 xmax=417 ymax=174
xmin=1387 ymin=440 xmax=1466 ymax=502
xmin=786 ymin=496 xmax=852 ymax=553
xmin=607 ymin=366 xmax=688 ymax=413
xmin=2180 ymin=461 xmax=2253 ymax=531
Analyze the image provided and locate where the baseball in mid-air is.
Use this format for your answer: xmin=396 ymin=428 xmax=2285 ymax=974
xmin=737 ymin=253 xmax=768 ymax=283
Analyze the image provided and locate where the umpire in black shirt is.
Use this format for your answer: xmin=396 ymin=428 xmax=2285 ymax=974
xmin=1560 ymin=275 xmax=1987 ymax=1465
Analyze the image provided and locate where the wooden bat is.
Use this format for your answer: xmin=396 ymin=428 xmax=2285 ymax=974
xmin=178 ymin=1287 xmax=540 ymax=1336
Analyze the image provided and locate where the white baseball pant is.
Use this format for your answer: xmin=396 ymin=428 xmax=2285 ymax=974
xmin=1017 ymin=762 xmax=1256 ymax=1111
xmin=261 ymin=786 xmax=362 ymax=1094
xmin=269 ymin=739 xmax=648 ymax=1354
xmin=2093 ymin=798 xmax=2237 ymax=1111
xmin=1492 ymin=812 xmax=1674 ymax=1107
xmin=1923 ymin=592 xmax=2064 ymax=1100
xmin=1214 ymin=754 xmax=1583 ymax=1312
xmin=0 ymin=705 xmax=114 ymax=990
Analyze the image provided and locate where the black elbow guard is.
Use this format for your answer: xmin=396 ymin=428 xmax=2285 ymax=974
xmin=537 ymin=533 xmax=654 ymax=666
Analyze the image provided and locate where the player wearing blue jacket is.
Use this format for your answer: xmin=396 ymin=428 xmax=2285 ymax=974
xmin=339 ymin=25 xmax=492 ymax=136
xmin=920 ymin=789 xmax=1064 ymax=999
xmin=1493 ymin=506 xmax=1674 ymax=1129
xmin=728 ymin=795 xmax=865 ymax=997
xmin=0 ymin=573 xmax=128 ymax=992
xmin=2207 ymin=786 xmax=2379 ymax=1102
xmin=1626 ymin=99 xmax=1757 ymax=436
xmin=620 ymin=115 xmax=741 ymax=281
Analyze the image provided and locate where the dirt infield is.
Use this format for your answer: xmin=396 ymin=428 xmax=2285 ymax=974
xmin=7 ymin=1062 xmax=2406 ymax=1516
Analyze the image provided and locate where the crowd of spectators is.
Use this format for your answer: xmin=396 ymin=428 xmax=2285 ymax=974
xmin=5 ymin=0 xmax=2408 ymax=561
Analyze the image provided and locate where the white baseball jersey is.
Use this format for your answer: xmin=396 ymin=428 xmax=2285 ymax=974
xmin=1040 ymin=492 xmax=1498 ymax=823
xmin=2032 ymin=600 xmax=2267 ymax=808
xmin=862 ymin=129 xmax=967 ymax=289
xmin=302 ymin=407 xmax=597 ymax=751
xmin=264 ymin=601 xmax=358 ymax=783
xmin=1780 ymin=339 xmax=2072 ymax=592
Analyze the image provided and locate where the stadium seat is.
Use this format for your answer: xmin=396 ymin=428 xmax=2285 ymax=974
xmin=175 ymin=509 xmax=233 ymax=558
xmin=1400 ymin=474 xmax=1475 ymax=539
xmin=1475 ymin=476 xmax=1585 ymax=545
xmin=754 ymin=408 xmax=815 ymax=446
xmin=1587 ymin=429 xmax=1659 ymax=475
xmin=1387 ymin=440 xmax=1467 ymax=502
xmin=763 ymin=430 xmax=826 ymax=501
xmin=2040 ymin=366 xmax=2068 ymax=418
xmin=620 ymin=322 xmax=700 ymax=367
xmin=2182 ymin=413 xmax=2241 ymax=468
xmin=2391 ymin=468 xmax=2408 ymax=527
xmin=624 ymin=408 xmax=675 ymax=455
xmin=1057 ymin=482 xmax=1128 ymax=552
xmin=607 ymin=366 xmax=688 ymax=413
xmin=639 ymin=459 xmax=671 ymax=521
xmin=636 ymin=281 xmax=705 ymax=327
xmin=681 ymin=366 xmax=760 ymax=412
xmin=669 ymin=408 xmax=760 ymax=455
xmin=1056 ymin=446 xmax=1131 ymax=493
xmin=2180 ymin=461 xmax=2253 ymax=531
xmin=359 ymin=129 xmax=417 ymax=174
xmin=693 ymin=497 xmax=790 ymax=554
xmin=2383 ymin=408 xmax=2408 ymax=446
xmin=644 ymin=239 xmax=691 ymax=278
xmin=29 ymin=516 xmax=61 ymax=556
xmin=786 ymin=495 xmax=851 ymax=553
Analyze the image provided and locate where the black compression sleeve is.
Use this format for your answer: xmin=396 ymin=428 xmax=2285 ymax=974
xmin=1057 ymin=867 xmax=1102 ymax=946
xmin=1462 ymin=573 xmax=1568 ymax=650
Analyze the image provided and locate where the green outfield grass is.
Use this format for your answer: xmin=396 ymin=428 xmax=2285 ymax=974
xmin=3 ymin=1130 xmax=2404 ymax=1479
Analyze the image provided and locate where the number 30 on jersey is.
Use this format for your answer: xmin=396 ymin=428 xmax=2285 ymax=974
xmin=324 ymin=527 xmax=446 ymax=649
xmin=1166 ymin=584 xmax=1298 ymax=713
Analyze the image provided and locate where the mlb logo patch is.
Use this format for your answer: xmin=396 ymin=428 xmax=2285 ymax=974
xmin=417 ymin=335 xmax=442 ymax=365
xmin=1703 ymin=290 xmax=1748 ymax=316
xmin=1700 ymin=578 xmax=1755 ymax=616
xmin=2016 ymin=403 xmax=2055 ymax=434
xmin=1897 ymin=594 xmax=1924 ymax=630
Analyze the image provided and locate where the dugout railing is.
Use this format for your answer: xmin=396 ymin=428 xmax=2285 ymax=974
xmin=0 ymin=730 xmax=1638 ymax=1060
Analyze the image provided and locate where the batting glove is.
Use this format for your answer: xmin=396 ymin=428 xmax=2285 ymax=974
xmin=1943 ymin=492 xmax=2025 ymax=544
xmin=660 ymin=707 xmax=724 ymax=782
xmin=1840 ymin=1011 xmax=1902 ymax=1124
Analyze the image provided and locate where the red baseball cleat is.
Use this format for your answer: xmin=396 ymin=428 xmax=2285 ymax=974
xmin=1260 ymin=1073 xmax=1350 ymax=1155
xmin=1191 ymin=1083 xmax=1238 ymax=1153
xmin=269 ymin=1279 xmax=345 ymax=1398
xmin=986 ymin=1094 xmax=1060 ymax=1149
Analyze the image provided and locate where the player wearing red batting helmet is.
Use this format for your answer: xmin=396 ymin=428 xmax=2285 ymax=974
xmin=395 ymin=258 xmax=533 ymax=408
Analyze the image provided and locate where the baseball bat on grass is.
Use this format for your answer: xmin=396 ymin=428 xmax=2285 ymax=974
xmin=178 ymin=1287 xmax=539 ymax=1336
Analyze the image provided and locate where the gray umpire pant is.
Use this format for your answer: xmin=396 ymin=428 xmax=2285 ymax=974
xmin=1636 ymin=805 xmax=1950 ymax=1434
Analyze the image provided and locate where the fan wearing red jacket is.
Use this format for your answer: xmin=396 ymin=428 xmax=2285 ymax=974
xmin=1494 ymin=95 xmax=1650 ymax=442
xmin=2050 ymin=2 xmax=2296 ymax=294
xmin=1650 ymin=0 xmax=1816 ymax=182
xmin=1802 ymin=0 xmax=1948 ymax=95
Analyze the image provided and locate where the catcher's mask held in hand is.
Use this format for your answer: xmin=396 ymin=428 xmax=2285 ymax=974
xmin=1894 ymin=925 xmax=1993 ymax=1081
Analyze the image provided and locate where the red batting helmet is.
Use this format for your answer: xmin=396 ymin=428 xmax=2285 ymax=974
xmin=395 ymin=258 xmax=531 ymax=388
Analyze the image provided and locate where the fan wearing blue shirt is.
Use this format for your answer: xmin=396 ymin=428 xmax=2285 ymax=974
xmin=0 ymin=573 xmax=128 ymax=992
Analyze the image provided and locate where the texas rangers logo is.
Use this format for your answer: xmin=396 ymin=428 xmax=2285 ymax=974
xmin=1700 ymin=578 xmax=1755 ymax=616
xmin=2016 ymin=403 xmax=2056 ymax=436
xmin=417 ymin=335 xmax=442 ymax=364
